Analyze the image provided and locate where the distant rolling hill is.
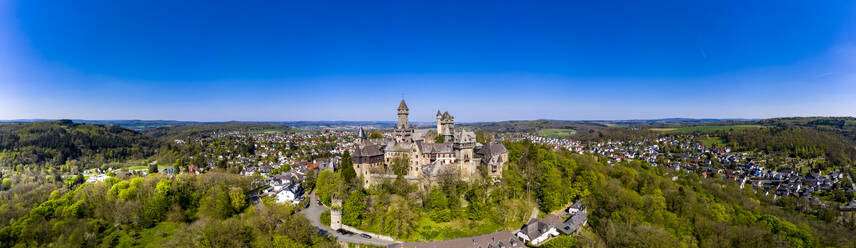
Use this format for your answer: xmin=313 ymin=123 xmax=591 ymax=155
xmin=0 ymin=120 xmax=159 ymax=166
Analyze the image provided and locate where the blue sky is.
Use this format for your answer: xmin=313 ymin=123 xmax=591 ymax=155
xmin=1 ymin=0 xmax=855 ymax=122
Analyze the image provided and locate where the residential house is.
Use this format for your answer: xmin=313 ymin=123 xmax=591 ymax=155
xmin=517 ymin=215 xmax=560 ymax=246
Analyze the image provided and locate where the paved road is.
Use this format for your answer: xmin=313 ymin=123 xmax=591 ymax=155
xmin=301 ymin=193 xmax=397 ymax=247
xmin=529 ymin=203 xmax=539 ymax=221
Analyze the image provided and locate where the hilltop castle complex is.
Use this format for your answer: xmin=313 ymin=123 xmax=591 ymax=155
xmin=352 ymin=99 xmax=508 ymax=188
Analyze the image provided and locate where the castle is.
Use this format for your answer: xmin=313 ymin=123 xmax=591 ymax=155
xmin=352 ymin=99 xmax=508 ymax=189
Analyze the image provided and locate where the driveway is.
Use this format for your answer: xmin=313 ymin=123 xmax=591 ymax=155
xmin=301 ymin=193 xmax=398 ymax=247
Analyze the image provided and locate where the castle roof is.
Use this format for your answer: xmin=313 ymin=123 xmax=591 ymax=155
xmin=477 ymin=142 xmax=508 ymax=158
xmin=398 ymin=99 xmax=409 ymax=110
xmin=354 ymin=143 xmax=383 ymax=158
xmin=442 ymin=111 xmax=452 ymax=120
xmin=436 ymin=110 xmax=442 ymax=117
xmin=418 ymin=142 xmax=454 ymax=154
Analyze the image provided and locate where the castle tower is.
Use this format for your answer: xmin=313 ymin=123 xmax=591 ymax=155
xmin=436 ymin=110 xmax=443 ymax=135
xmin=393 ymin=99 xmax=412 ymax=143
xmin=331 ymin=198 xmax=343 ymax=230
xmin=441 ymin=112 xmax=455 ymax=140
xmin=397 ymin=99 xmax=409 ymax=129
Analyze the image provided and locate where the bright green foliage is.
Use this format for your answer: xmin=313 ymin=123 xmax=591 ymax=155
xmin=49 ymin=189 xmax=62 ymax=200
xmin=315 ymin=170 xmax=337 ymax=205
xmin=537 ymin=164 xmax=565 ymax=212
xmin=270 ymin=164 xmax=292 ymax=175
xmin=435 ymin=134 xmax=444 ymax=143
xmin=340 ymin=150 xmax=356 ymax=185
xmin=541 ymin=235 xmax=576 ymax=248
xmin=368 ymin=131 xmax=383 ymax=140
xmin=320 ymin=210 xmax=331 ymax=226
xmin=757 ymin=215 xmax=814 ymax=248
xmin=103 ymin=177 xmax=120 ymax=186
xmin=427 ymin=188 xmax=450 ymax=222
xmin=381 ymin=201 xmax=418 ymax=238
xmin=0 ymin=172 xmax=335 ymax=248
xmin=270 ymin=235 xmax=308 ymax=248
xmin=342 ymin=190 xmax=367 ymax=226
xmin=0 ymin=178 xmax=10 ymax=190
xmin=229 ymin=187 xmax=247 ymax=213
xmin=140 ymin=179 xmax=172 ymax=227
xmin=198 ymin=218 xmax=253 ymax=247
xmin=199 ymin=184 xmax=234 ymax=219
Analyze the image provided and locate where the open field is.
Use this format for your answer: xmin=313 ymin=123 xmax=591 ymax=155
xmin=537 ymin=128 xmax=577 ymax=138
xmin=701 ymin=136 xmax=725 ymax=147
xmin=651 ymin=125 xmax=763 ymax=133
xmin=649 ymin=128 xmax=676 ymax=131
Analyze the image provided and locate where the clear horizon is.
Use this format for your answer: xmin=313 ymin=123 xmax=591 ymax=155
xmin=2 ymin=1 xmax=855 ymax=122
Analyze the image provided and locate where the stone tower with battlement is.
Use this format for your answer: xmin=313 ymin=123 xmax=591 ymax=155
xmin=436 ymin=110 xmax=455 ymax=140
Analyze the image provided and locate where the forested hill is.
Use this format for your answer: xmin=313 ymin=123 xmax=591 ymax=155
xmin=758 ymin=117 xmax=856 ymax=142
xmin=142 ymin=123 xmax=294 ymax=140
xmin=464 ymin=120 xmax=609 ymax=133
xmin=0 ymin=120 xmax=158 ymax=167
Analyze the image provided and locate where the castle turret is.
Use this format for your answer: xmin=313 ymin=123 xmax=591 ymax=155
xmin=436 ymin=110 xmax=443 ymax=134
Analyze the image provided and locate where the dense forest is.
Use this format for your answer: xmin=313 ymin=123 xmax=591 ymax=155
xmin=0 ymin=171 xmax=337 ymax=248
xmin=714 ymin=127 xmax=856 ymax=167
xmin=0 ymin=120 xmax=158 ymax=168
xmin=143 ymin=123 xmax=293 ymax=140
xmin=514 ymin=141 xmax=856 ymax=247
xmin=313 ymin=140 xmax=856 ymax=247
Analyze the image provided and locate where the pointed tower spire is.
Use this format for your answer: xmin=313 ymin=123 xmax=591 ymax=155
xmin=398 ymin=99 xmax=408 ymax=110
xmin=357 ymin=127 xmax=367 ymax=139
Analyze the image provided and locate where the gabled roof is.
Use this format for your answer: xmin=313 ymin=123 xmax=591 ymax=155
xmin=560 ymin=211 xmax=587 ymax=235
xmin=520 ymin=214 xmax=563 ymax=240
xmin=419 ymin=142 xmax=454 ymax=154
xmin=356 ymin=144 xmax=384 ymax=157
xmin=477 ymin=142 xmax=508 ymax=158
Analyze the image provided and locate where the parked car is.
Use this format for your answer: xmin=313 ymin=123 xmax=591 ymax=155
xmin=336 ymin=229 xmax=354 ymax=235
xmin=360 ymin=234 xmax=372 ymax=239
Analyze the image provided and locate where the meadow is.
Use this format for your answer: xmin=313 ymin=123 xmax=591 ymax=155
xmin=537 ymin=128 xmax=577 ymax=138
